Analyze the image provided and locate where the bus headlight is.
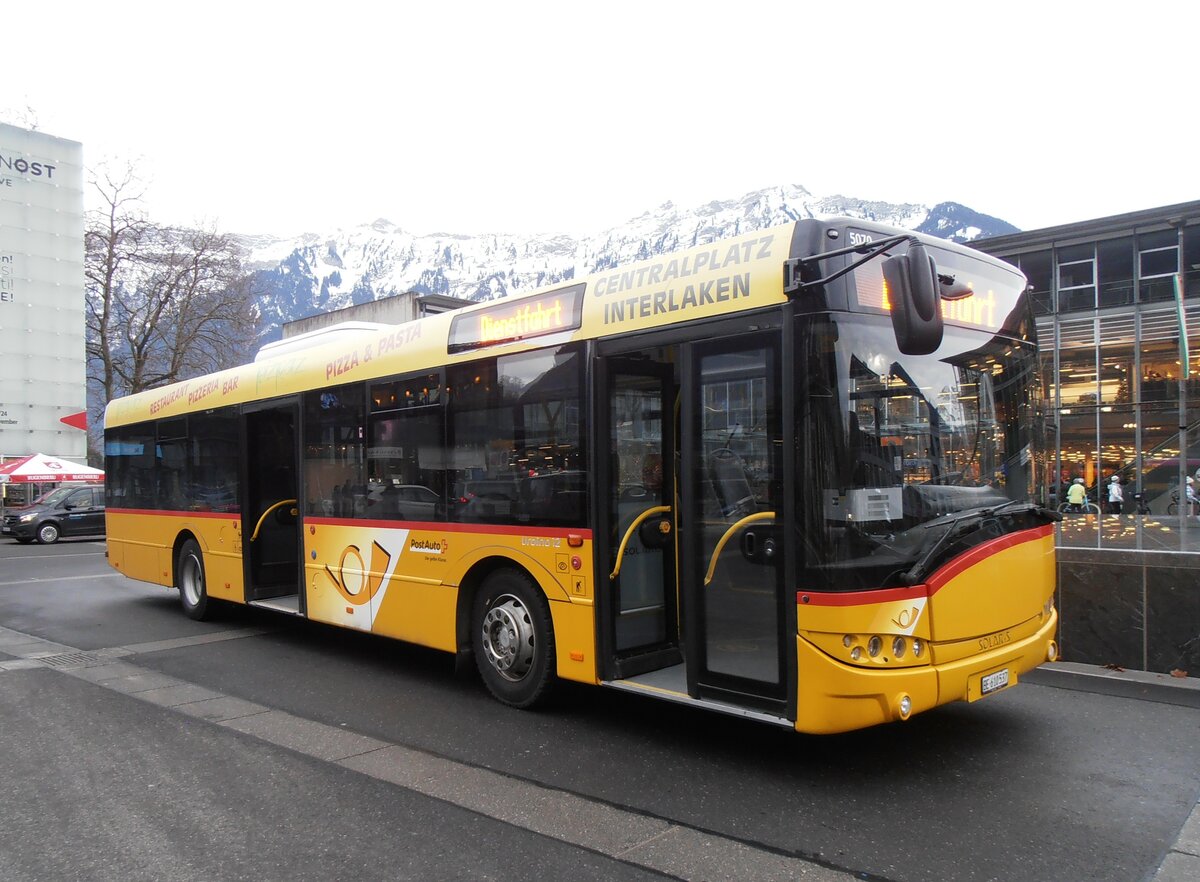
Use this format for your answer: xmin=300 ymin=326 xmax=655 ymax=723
xmin=808 ymin=632 xmax=930 ymax=667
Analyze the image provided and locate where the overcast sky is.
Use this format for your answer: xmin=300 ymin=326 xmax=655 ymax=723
xmin=7 ymin=1 xmax=1196 ymax=238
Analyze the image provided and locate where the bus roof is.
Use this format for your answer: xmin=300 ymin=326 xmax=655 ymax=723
xmin=103 ymin=219 xmax=1022 ymax=428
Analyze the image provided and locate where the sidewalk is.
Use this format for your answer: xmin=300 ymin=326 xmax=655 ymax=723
xmin=1025 ymin=661 xmax=1200 ymax=709
xmin=0 ymin=625 xmax=850 ymax=882
xmin=1025 ymin=662 xmax=1200 ymax=882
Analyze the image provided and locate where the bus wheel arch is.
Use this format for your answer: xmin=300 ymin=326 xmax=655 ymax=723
xmin=462 ymin=562 xmax=557 ymax=708
xmin=454 ymin=555 xmax=559 ymax=656
xmin=174 ymin=533 xmax=212 ymax=621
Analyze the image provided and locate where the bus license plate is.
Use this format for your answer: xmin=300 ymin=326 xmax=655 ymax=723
xmin=980 ymin=669 xmax=1010 ymax=696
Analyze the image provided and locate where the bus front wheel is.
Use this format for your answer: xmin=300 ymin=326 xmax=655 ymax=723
xmin=472 ymin=569 xmax=555 ymax=708
xmin=177 ymin=538 xmax=211 ymax=621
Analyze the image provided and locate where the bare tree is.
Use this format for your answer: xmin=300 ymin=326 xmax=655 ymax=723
xmin=85 ymin=164 xmax=152 ymax=405
xmin=102 ymin=223 xmax=259 ymax=392
xmin=85 ymin=165 xmax=261 ymax=451
xmin=0 ymin=104 xmax=39 ymax=130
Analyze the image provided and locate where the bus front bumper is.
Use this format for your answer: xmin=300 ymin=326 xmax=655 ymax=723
xmin=793 ymin=611 xmax=1058 ymax=735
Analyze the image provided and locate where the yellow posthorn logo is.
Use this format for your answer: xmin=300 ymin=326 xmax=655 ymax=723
xmin=892 ymin=606 xmax=921 ymax=630
xmin=323 ymin=540 xmax=392 ymax=605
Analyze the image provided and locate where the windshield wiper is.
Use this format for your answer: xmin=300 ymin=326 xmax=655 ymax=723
xmin=896 ymin=501 xmax=1051 ymax=586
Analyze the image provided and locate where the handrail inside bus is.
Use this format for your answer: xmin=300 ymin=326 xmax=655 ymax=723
xmin=250 ymin=499 xmax=298 ymax=542
xmin=703 ymin=511 xmax=776 ymax=586
xmin=609 ymin=505 xmax=671 ymax=581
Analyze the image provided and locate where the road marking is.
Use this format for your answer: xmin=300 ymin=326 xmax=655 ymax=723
xmin=0 ymin=572 xmax=124 ymax=588
xmin=0 ymin=551 xmax=107 ymax=561
xmin=0 ymin=623 xmax=851 ymax=881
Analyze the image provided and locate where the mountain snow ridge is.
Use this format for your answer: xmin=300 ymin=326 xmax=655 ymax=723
xmin=243 ymin=183 xmax=1017 ymax=341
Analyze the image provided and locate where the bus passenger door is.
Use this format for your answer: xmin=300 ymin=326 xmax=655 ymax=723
xmin=683 ymin=335 xmax=787 ymax=708
xmin=242 ymin=400 xmax=302 ymax=608
xmin=597 ymin=358 xmax=681 ymax=679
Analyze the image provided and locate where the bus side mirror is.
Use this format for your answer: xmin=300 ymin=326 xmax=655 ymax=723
xmin=883 ymin=243 xmax=944 ymax=355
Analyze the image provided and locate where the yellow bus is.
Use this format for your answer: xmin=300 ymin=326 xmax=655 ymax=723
xmin=103 ymin=218 xmax=1058 ymax=734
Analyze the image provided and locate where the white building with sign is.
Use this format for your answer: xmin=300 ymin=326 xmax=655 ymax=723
xmin=0 ymin=122 xmax=87 ymax=463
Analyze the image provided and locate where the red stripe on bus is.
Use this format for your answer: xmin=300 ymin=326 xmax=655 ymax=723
xmin=798 ymin=524 xmax=1053 ymax=607
xmin=300 ymin=517 xmax=593 ymax=539
xmin=107 ymin=508 xmax=593 ymax=540
xmin=107 ymin=508 xmax=240 ymax=520
xmin=799 ymin=583 xmax=929 ymax=607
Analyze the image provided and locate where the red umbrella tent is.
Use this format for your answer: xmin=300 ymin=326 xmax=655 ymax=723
xmin=0 ymin=453 xmax=104 ymax=485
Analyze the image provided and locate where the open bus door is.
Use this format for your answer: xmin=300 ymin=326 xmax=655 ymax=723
xmin=597 ymin=329 xmax=789 ymax=718
xmin=241 ymin=399 xmax=303 ymax=613
xmin=681 ymin=334 xmax=787 ymax=711
xmin=596 ymin=357 xmax=681 ymax=679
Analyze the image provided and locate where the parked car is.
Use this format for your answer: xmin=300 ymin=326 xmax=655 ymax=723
xmin=1 ymin=484 xmax=106 ymax=544
xmin=368 ymin=483 xmax=443 ymax=520
xmin=451 ymin=478 xmax=521 ymax=521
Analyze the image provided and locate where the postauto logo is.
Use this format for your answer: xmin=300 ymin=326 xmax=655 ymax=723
xmin=409 ymin=537 xmax=448 ymax=555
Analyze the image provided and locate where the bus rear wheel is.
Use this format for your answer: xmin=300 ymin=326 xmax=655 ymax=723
xmin=177 ymin=538 xmax=211 ymax=621
xmin=472 ymin=569 xmax=555 ymax=708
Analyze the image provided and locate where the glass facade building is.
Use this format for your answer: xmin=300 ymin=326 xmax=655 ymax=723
xmin=975 ymin=201 xmax=1200 ymax=552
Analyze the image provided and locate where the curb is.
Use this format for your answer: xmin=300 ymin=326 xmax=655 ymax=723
xmin=1024 ymin=662 xmax=1200 ymax=709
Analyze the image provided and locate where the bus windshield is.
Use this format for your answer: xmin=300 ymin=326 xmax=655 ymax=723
xmin=797 ymin=311 xmax=1044 ymax=591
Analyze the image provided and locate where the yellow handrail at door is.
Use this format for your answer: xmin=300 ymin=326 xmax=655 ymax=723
xmin=250 ymin=499 xmax=298 ymax=542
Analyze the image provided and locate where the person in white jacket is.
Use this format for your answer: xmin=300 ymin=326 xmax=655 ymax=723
xmin=1107 ymin=475 xmax=1124 ymax=514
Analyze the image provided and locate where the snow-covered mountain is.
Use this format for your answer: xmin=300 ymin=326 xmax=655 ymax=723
xmin=242 ymin=184 xmax=1018 ymax=341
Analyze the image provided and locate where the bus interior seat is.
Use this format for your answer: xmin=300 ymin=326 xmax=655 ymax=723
xmin=520 ymin=472 xmax=586 ymax=523
xmin=708 ymin=448 xmax=755 ymax=518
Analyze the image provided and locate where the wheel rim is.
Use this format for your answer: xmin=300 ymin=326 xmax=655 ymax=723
xmin=480 ymin=593 xmax=535 ymax=682
xmin=181 ymin=552 xmax=203 ymax=607
xmin=38 ymin=524 xmax=58 ymax=543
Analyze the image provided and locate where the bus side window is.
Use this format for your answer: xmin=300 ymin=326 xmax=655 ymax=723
xmin=447 ymin=344 xmax=586 ymax=527
xmin=368 ymin=373 xmax=446 ymax=522
xmin=520 ymin=472 xmax=585 ymax=525
xmin=303 ymin=384 xmax=365 ymax=519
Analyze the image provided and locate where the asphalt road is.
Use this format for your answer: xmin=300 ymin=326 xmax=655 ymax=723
xmin=1 ymin=538 xmax=1198 ymax=882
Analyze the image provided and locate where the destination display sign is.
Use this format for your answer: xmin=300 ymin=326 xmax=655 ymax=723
xmin=847 ymin=230 xmax=1027 ymax=336
xmin=448 ymin=283 xmax=585 ymax=353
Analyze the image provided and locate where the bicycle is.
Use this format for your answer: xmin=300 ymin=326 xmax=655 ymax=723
xmin=1165 ymin=490 xmax=1199 ymax=516
xmin=1057 ymin=501 xmax=1101 ymax=515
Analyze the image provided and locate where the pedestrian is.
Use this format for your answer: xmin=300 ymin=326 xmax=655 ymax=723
xmin=1066 ymin=477 xmax=1087 ymax=513
xmin=1107 ymin=475 xmax=1123 ymax=514
xmin=1187 ymin=476 xmax=1199 ymax=516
